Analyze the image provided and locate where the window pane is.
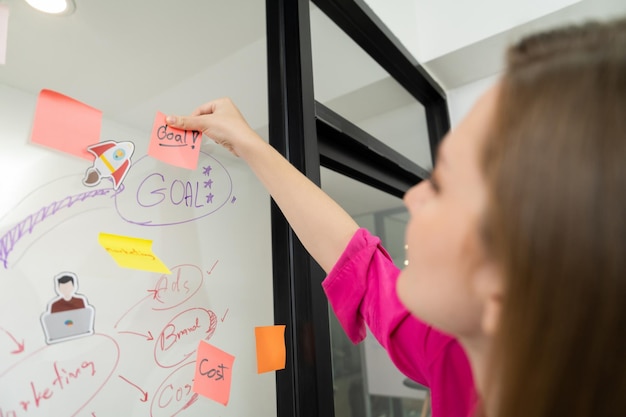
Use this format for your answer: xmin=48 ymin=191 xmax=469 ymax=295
xmin=311 ymin=3 xmax=433 ymax=170
xmin=322 ymin=167 xmax=429 ymax=417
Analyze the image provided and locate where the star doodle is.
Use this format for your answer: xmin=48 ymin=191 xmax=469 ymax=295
xmin=203 ymin=179 xmax=213 ymax=189
xmin=202 ymin=165 xmax=213 ymax=176
xmin=206 ymin=193 xmax=214 ymax=204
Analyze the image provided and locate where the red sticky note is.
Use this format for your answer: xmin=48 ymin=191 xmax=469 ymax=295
xmin=192 ymin=341 xmax=235 ymax=406
xmin=148 ymin=111 xmax=202 ymax=170
xmin=30 ymin=89 xmax=102 ymax=159
xmin=255 ymin=325 xmax=286 ymax=373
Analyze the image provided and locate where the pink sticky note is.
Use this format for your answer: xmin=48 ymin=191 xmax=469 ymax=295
xmin=148 ymin=111 xmax=202 ymax=170
xmin=0 ymin=4 xmax=8 ymax=65
xmin=192 ymin=341 xmax=235 ymax=406
xmin=30 ymin=89 xmax=103 ymax=159
xmin=255 ymin=325 xmax=286 ymax=373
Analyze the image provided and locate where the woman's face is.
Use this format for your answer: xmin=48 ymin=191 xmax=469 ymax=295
xmin=396 ymin=86 xmax=500 ymax=340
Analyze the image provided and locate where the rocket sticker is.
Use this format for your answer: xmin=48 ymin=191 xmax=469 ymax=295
xmin=83 ymin=140 xmax=135 ymax=190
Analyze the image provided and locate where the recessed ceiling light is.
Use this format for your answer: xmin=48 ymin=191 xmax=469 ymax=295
xmin=24 ymin=0 xmax=75 ymax=15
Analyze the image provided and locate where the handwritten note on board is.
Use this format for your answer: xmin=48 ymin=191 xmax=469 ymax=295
xmin=193 ymin=340 xmax=235 ymax=406
xmin=30 ymin=89 xmax=103 ymax=159
xmin=97 ymin=232 xmax=171 ymax=274
xmin=255 ymin=325 xmax=286 ymax=373
xmin=148 ymin=111 xmax=202 ymax=170
xmin=0 ymin=4 xmax=8 ymax=65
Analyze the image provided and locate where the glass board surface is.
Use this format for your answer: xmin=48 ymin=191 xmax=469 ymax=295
xmin=0 ymin=1 xmax=276 ymax=416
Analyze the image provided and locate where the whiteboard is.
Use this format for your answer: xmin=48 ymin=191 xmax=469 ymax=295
xmin=0 ymin=84 xmax=276 ymax=417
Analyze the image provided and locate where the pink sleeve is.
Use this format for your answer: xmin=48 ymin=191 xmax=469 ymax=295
xmin=322 ymin=228 xmax=407 ymax=347
xmin=322 ymin=228 xmax=477 ymax=417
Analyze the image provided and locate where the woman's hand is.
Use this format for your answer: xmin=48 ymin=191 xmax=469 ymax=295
xmin=166 ymin=97 xmax=260 ymax=158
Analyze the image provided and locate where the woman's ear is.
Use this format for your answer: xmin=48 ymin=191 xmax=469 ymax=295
xmin=476 ymin=262 xmax=503 ymax=336
xmin=482 ymin=290 xmax=502 ymax=335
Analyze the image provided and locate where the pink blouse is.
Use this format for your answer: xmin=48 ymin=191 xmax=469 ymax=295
xmin=322 ymin=228 xmax=477 ymax=417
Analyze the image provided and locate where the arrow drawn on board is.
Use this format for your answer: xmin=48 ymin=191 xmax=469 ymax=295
xmin=118 ymin=330 xmax=154 ymax=341
xmin=0 ymin=326 xmax=25 ymax=354
xmin=206 ymin=260 xmax=219 ymax=275
xmin=168 ymin=349 xmax=196 ymax=366
xmin=118 ymin=375 xmax=149 ymax=402
xmin=182 ymin=392 xmax=199 ymax=410
xmin=114 ymin=293 xmax=154 ymax=328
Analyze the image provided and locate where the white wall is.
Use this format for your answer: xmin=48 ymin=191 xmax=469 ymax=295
xmin=446 ymin=73 xmax=500 ymax=129
xmin=362 ymin=0 xmax=626 ymax=89
xmin=413 ymin=0 xmax=582 ymax=62
xmin=363 ymin=0 xmax=581 ymax=63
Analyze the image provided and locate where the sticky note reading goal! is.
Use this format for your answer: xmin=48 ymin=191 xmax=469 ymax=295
xmin=148 ymin=111 xmax=202 ymax=170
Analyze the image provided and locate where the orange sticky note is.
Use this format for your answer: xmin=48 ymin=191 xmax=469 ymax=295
xmin=193 ymin=341 xmax=235 ymax=406
xmin=30 ymin=89 xmax=102 ymax=159
xmin=148 ymin=111 xmax=202 ymax=170
xmin=255 ymin=325 xmax=286 ymax=373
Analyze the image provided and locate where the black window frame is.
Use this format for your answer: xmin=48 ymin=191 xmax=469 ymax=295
xmin=266 ymin=1 xmax=449 ymax=416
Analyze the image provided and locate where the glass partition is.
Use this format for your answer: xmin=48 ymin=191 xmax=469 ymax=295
xmin=0 ymin=2 xmax=274 ymax=417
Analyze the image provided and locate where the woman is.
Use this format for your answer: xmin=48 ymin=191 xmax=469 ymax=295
xmin=166 ymin=17 xmax=626 ymax=417
xmin=475 ymin=19 xmax=626 ymax=416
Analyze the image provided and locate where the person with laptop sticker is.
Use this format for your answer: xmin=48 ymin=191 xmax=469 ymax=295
xmin=41 ymin=272 xmax=95 ymax=344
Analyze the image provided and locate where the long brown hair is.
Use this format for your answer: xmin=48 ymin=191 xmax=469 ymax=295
xmin=480 ymin=18 xmax=626 ymax=417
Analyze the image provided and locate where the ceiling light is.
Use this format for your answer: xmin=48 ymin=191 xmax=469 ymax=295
xmin=24 ymin=0 xmax=75 ymax=15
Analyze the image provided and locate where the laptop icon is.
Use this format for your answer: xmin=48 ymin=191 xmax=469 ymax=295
xmin=41 ymin=272 xmax=96 ymax=344
xmin=41 ymin=306 xmax=95 ymax=344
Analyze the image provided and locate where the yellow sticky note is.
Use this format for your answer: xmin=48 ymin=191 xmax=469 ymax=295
xmin=98 ymin=232 xmax=171 ymax=274
xmin=255 ymin=325 xmax=286 ymax=373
